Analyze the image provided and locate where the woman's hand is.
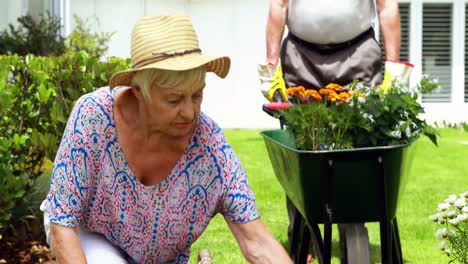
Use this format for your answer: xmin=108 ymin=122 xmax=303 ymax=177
xmin=226 ymin=218 xmax=292 ymax=264
xmin=50 ymin=223 xmax=87 ymax=264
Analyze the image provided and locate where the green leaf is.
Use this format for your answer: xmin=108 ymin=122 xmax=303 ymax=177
xmin=15 ymin=189 xmax=25 ymax=198
xmin=37 ymin=83 xmax=51 ymax=102
xmin=100 ymin=72 xmax=108 ymax=82
xmin=424 ymin=129 xmax=439 ymax=146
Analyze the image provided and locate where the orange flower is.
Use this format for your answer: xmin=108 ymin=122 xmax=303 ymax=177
xmin=329 ymin=95 xmax=339 ymax=103
xmin=287 ymin=86 xmax=306 ymax=96
xmin=325 ymin=83 xmax=343 ymax=92
xmin=299 ymin=91 xmax=307 ymax=98
xmin=338 ymin=92 xmax=351 ymax=102
xmin=304 ymin=89 xmax=323 ymax=102
xmin=319 ymin=88 xmax=333 ymax=95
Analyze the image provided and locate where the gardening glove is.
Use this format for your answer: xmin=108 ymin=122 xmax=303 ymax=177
xmin=380 ymin=60 xmax=414 ymax=91
xmin=258 ymin=63 xmax=288 ymax=102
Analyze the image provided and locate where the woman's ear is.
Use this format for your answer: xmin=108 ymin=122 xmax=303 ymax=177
xmin=131 ymin=85 xmax=144 ymax=101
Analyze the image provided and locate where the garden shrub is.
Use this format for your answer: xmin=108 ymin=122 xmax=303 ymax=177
xmin=0 ymin=52 xmax=130 ymax=240
xmin=0 ymin=13 xmax=65 ymax=56
xmin=1 ymin=13 xmax=113 ymax=59
xmin=66 ymin=15 xmax=115 ymax=59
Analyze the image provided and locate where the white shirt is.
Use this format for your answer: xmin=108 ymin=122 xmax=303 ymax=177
xmin=287 ymin=0 xmax=376 ymax=44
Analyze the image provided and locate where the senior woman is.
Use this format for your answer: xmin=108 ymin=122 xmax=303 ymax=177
xmin=40 ymin=13 xmax=291 ymax=264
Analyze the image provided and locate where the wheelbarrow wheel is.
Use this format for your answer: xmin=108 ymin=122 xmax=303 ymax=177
xmin=338 ymin=224 xmax=371 ymax=264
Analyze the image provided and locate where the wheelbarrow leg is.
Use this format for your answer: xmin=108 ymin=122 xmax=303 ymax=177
xmin=377 ymin=156 xmax=392 ymax=264
xmin=322 ymin=158 xmax=334 ymax=264
xmin=380 ymin=219 xmax=392 ymax=264
xmin=310 ymin=224 xmax=324 ymax=264
xmin=289 ymin=206 xmax=311 ymax=264
xmin=392 ymin=218 xmax=403 ymax=264
xmin=298 ymin=221 xmax=311 ymax=264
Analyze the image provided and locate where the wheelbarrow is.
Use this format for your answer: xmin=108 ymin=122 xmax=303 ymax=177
xmin=261 ymin=103 xmax=417 ymax=264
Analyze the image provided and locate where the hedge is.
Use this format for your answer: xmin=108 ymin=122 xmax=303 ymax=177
xmin=0 ymin=52 xmax=130 ymax=238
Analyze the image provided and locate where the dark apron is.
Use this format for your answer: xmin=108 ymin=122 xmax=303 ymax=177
xmin=280 ymin=27 xmax=383 ymax=89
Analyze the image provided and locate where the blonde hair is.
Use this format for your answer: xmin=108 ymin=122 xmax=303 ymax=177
xmin=131 ymin=67 xmax=206 ymax=102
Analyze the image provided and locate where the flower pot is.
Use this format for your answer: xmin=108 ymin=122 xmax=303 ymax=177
xmin=260 ymin=129 xmax=417 ymax=224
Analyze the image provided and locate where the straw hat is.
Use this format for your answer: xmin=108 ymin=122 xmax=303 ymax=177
xmin=109 ymin=13 xmax=231 ymax=88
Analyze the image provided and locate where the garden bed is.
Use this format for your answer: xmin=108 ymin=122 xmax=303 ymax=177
xmin=0 ymin=221 xmax=54 ymax=264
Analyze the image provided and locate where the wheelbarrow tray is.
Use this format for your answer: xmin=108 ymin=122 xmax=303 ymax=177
xmin=260 ymin=129 xmax=416 ymax=224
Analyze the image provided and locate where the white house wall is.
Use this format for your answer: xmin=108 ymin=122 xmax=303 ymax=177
xmin=1 ymin=0 xmax=467 ymax=127
xmin=0 ymin=0 xmax=26 ymax=29
xmin=67 ymin=0 xmax=279 ymax=129
xmin=69 ymin=0 xmax=468 ymax=127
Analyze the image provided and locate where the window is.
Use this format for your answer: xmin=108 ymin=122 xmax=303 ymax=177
xmin=399 ymin=3 xmax=410 ymax=62
xmin=422 ymin=3 xmax=453 ymax=103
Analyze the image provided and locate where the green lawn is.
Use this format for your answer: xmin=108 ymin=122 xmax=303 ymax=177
xmin=189 ymin=128 xmax=468 ymax=263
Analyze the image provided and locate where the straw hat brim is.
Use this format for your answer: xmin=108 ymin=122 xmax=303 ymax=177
xmin=109 ymin=53 xmax=230 ymax=88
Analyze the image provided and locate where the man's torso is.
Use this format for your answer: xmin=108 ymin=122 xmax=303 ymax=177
xmin=287 ymin=0 xmax=376 ymax=44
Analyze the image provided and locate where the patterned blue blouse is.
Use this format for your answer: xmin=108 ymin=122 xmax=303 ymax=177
xmin=43 ymin=87 xmax=259 ymax=263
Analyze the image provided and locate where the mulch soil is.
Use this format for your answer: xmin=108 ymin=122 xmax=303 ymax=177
xmin=0 ymin=220 xmax=55 ymax=264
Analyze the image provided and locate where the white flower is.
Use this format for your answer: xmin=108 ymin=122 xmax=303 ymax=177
xmin=439 ymin=239 xmax=446 ymax=250
xmin=435 ymin=228 xmax=448 ymax=239
xmin=391 ymin=130 xmax=402 ymax=139
xmin=462 ymin=206 xmax=468 ymax=213
xmin=448 ymin=218 xmax=459 ymax=226
xmin=405 ymin=127 xmax=411 ymax=138
xmin=435 ymin=228 xmax=456 ymax=239
xmin=358 ymin=96 xmax=366 ymax=104
xmin=429 ymin=213 xmax=440 ymax=222
xmin=455 ymin=213 xmax=467 ymax=222
xmin=402 ymin=111 xmax=409 ymax=119
xmin=444 ymin=248 xmax=451 ymax=255
xmin=447 ymin=210 xmax=456 ymax=219
xmin=438 ymin=218 xmax=446 ymax=224
xmin=454 ymin=198 xmax=466 ymax=209
xmin=444 ymin=194 xmax=457 ymax=205
xmin=362 ymin=113 xmax=375 ymax=124
xmin=440 ymin=211 xmax=448 ymax=219
xmin=438 ymin=203 xmax=450 ymax=211
xmin=463 ymin=191 xmax=468 ymax=198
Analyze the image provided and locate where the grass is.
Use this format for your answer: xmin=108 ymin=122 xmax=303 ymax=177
xmin=189 ymin=128 xmax=468 ymax=263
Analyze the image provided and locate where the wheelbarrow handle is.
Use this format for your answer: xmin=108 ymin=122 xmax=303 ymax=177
xmin=262 ymin=89 xmax=291 ymax=118
xmin=262 ymin=102 xmax=291 ymax=118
